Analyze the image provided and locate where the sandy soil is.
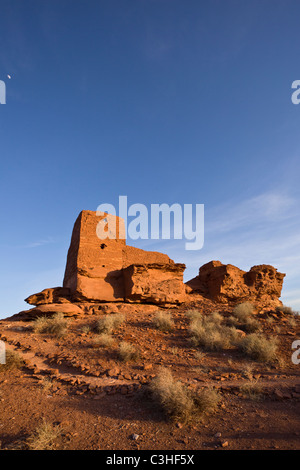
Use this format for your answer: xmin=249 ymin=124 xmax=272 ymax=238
xmin=0 ymin=300 xmax=299 ymax=450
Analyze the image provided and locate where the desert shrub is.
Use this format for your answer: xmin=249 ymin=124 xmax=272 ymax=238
xmin=194 ymin=351 xmax=207 ymax=361
xmin=287 ymin=316 xmax=297 ymax=328
xmin=41 ymin=377 xmax=53 ymax=393
xmin=236 ymin=333 xmax=278 ymax=363
xmin=26 ymin=419 xmax=61 ymax=450
xmin=193 ymin=387 xmax=220 ymax=413
xmin=232 ymin=302 xmax=255 ymax=321
xmin=265 ymin=316 xmax=275 ymax=324
xmin=153 ymin=311 xmax=174 ymax=332
xmin=228 ymin=315 xmax=261 ymax=333
xmin=229 ymin=302 xmax=260 ymax=333
xmin=208 ymin=311 xmax=224 ymax=324
xmin=240 ymin=379 xmax=263 ymax=401
xmin=185 ymin=309 xmax=202 ymax=322
xmin=118 ymin=341 xmax=140 ymax=362
xmin=33 ymin=313 xmax=68 ymax=338
xmin=170 ymin=347 xmax=180 ymax=356
xmin=80 ymin=324 xmax=92 ymax=334
xmin=93 ymin=313 xmax=125 ymax=335
xmin=150 ymin=367 xmax=220 ymax=423
xmin=275 ymin=305 xmax=295 ymax=316
xmin=242 ymin=363 xmax=254 ymax=380
xmin=91 ymin=333 xmax=114 ymax=348
xmin=0 ymin=349 xmax=24 ymax=371
xmin=189 ymin=312 xmax=237 ymax=351
xmin=150 ymin=367 xmax=195 ymax=422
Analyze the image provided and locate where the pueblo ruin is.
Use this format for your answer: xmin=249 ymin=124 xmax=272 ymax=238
xmin=18 ymin=210 xmax=285 ymax=318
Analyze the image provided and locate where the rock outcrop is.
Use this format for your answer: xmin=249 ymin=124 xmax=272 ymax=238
xmin=16 ymin=211 xmax=286 ymax=319
xmin=17 ymin=303 xmax=84 ymax=320
xmin=186 ymin=260 xmax=285 ymax=307
xmin=62 ymin=210 xmax=185 ymax=304
xmin=25 ymin=287 xmax=71 ymax=306
xmin=63 ymin=211 xmax=126 ymax=302
xmin=123 ymin=263 xmax=186 ymax=305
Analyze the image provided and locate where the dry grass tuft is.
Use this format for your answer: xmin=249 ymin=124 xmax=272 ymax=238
xmin=275 ymin=305 xmax=295 ymax=315
xmin=150 ymin=367 xmax=220 ymax=423
xmin=229 ymin=302 xmax=260 ymax=333
xmin=185 ymin=309 xmax=202 ymax=322
xmin=194 ymin=351 xmax=207 ymax=362
xmin=33 ymin=313 xmax=68 ymax=338
xmin=93 ymin=313 xmax=125 ymax=335
xmin=233 ymin=302 xmax=255 ymax=320
xmin=26 ymin=419 xmax=62 ymax=450
xmin=80 ymin=324 xmax=92 ymax=334
xmin=91 ymin=333 xmax=114 ymax=348
xmin=240 ymin=379 xmax=263 ymax=401
xmin=189 ymin=311 xmax=237 ymax=351
xmin=40 ymin=377 xmax=53 ymax=393
xmin=193 ymin=387 xmax=220 ymax=413
xmin=118 ymin=341 xmax=140 ymax=362
xmin=0 ymin=349 xmax=24 ymax=371
xmin=236 ymin=333 xmax=278 ymax=363
xmin=153 ymin=311 xmax=175 ymax=332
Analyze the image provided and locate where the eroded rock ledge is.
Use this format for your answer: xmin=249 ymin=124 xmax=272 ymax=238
xmin=186 ymin=260 xmax=285 ymax=308
xmin=11 ymin=211 xmax=285 ymax=319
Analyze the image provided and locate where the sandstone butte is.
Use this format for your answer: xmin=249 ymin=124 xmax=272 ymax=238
xmin=18 ymin=210 xmax=285 ymax=319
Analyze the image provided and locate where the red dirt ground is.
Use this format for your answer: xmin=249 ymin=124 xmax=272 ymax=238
xmin=0 ymin=299 xmax=299 ymax=450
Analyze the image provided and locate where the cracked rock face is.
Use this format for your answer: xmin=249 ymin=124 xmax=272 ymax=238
xmin=185 ymin=260 xmax=285 ymax=307
xmin=62 ymin=210 xmax=185 ymax=304
xmin=25 ymin=287 xmax=71 ymax=306
xmin=123 ymin=263 xmax=186 ymax=305
xmin=18 ymin=211 xmax=285 ymax=318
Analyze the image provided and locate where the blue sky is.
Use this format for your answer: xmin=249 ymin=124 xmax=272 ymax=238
xmin=1 ymin=0 xmax=300 ymax=318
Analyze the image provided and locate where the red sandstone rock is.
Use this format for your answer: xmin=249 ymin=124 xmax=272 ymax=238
xmin=63 ymin=211 xmax=125 ymax=302
xmin=25 ymin=287 xmax=71 ymax=306
xmin=11 ymin=303 xmax=83 ymax=321
xmin=186 ymin=261 xmax=285 ymax=307
xmin=63 ymin=210 xmax=178 ymax=303
xmin=245 ymin=265 xmax=285 ymax=305
xmin=123 ymin=263 xmax=186 ymax=305
xmin=20 ymin=210 xmax=286 ymax=312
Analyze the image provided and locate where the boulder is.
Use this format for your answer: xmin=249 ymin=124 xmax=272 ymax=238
xmin=123 ymin=263 xmax=186 ymax=305
xmin=25 ymin=287 xmax=71 ymax=306
xmin=245 ymin=265 xmax=286 ymax=306
xmin=63 ymin=210 xmax=177 ymax=303
xmin=28 ymin=303 xmax=83 ymax=317
xmin=11 ymin=303 xmax=84 ymax=321
xmin=63 ymin=211 xmax=126 ymax=302
xmin=186 ymin=260 xmax=285 ymax=307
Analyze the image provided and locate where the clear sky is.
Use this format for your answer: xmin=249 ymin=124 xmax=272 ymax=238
xmin=1 ymin=0 xmax=300 ymax=318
